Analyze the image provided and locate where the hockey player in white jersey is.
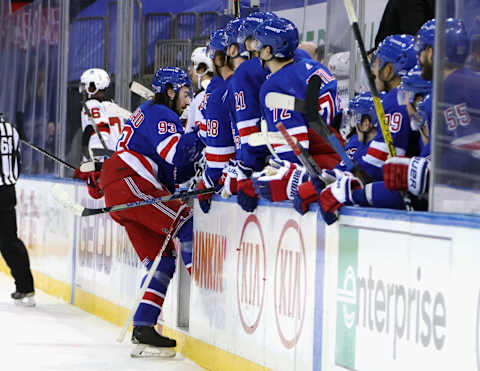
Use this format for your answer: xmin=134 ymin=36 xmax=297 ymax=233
xmin=185 ymin=47 xmax=214 ymax=134
xmin=75 ymin=68 xmax=130 ymax=198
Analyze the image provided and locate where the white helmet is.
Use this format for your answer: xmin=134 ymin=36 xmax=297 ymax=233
xmin=79 ymin=68 xmax=111 ymax=98
xmin=191 ymin=47 xmax=213 ymax=74
xmin=327 ymin=51 xmax=350 ymax=78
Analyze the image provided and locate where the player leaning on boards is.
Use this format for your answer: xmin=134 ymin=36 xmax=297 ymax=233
xmin=249 ymin=17 xmax=344 ymax=208
xmin=97 ymin=67 xmax=204 ymax=357
xmin=0 ymin=114 xmax=35 ymax=307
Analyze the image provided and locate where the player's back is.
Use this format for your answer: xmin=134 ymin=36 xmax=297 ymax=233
xmin=259 ymin=59 xmax=342 ymax=168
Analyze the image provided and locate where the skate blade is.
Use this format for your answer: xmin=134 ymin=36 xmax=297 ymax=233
xmin=13 ymin=297 xmax=36 ymax=307
xmin=130 ymin=344 xmax=176 ymax=358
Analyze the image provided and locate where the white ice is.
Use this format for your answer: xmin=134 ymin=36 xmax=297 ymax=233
xmin=0 ymin=272 xmax=204 ymax=371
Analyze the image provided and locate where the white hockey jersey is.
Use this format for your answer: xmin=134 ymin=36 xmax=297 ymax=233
xmin=81 ymin=99 xmax=131 ymax=160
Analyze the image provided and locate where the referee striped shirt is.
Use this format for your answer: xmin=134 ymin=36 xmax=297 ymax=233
xmin=0 ymin=121 xmax=20 ymax=185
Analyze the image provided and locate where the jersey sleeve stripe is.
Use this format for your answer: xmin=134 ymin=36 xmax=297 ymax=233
xmin=205 ymin=152 xmax=235 ymax=163
xmin=157 ymin=134 xmax=181 ymax=164
xmin=206 ymin=145 xmax=236 ymax=155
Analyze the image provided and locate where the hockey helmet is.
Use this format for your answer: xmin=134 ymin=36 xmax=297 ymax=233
xmin=79 ymin=68 xmax=111 ymax=98
xmin=374 ymin=34 xmax=416 ymax=77
xmin=152 ymin=67 xmax=191 ymax=94
xmin=252 ymin=17 xmax=299 ymax=59
xmin=237 ymin=11 xmax=278 ymax=57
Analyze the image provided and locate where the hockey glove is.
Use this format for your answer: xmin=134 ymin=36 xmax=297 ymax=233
xmin=87 ymin=171 xmax=104 ymax=199
xmin=252 ymin=159 xmax=309 ymax=202
xmin=383 ymin=156 xmax=430 ymax=196
xmin=196 ymin=174 xmax=215 ymax=214
xmin=319 ymin=172 xmax=363 ymax=224
xmin=236 ymin=162 xmax=258 ymax=213
xmin=293 ymin=181 xmax=319 ymax=215
xmin=218 ymin=159 xmax=238 ymax=199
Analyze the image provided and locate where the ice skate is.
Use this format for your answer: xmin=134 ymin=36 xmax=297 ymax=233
xmin=11 ymin=291 xmax=35 ymax=307
xmin=130 ymin=326 xmax=176 ymax=358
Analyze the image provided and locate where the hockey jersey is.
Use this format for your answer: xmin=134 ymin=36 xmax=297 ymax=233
xmin=359 ymin=87 xmax=412 ymax=180
xmin=439 ymin=67 xmax=480 ymax=177
xmin=81 ymin=99 xmax=129 ymax=160
xmin=201 ymin=75 xmax=236 ymax=184
xmin=231 ymin=58 xmax=268 ymax=165
xmin=115 ymin=101 xmax=203 ymax=193
xmin=335 ymin=133 xmax=369 ymax=172
xmin=259 ymin=59 xmax=342 ymax=168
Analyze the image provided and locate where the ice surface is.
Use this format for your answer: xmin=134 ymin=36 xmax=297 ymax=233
xmin=0 ymin=272 xmax=204 ymax=371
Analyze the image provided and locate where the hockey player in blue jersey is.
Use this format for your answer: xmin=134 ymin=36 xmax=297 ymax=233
xmin=357 ymin=34 xmax=418 ymax=180
xmin=196 ymin=28 xmax=237 ymax=213
xmin=247 ymin=18 xmax=345 ymax=207
xmin=384 ymin=17 xmax=475 ymax=197
xmin=99 ymin=67 xmax=204 ymax=357
xmin=222 ymin=13 xmax=282 ymax=211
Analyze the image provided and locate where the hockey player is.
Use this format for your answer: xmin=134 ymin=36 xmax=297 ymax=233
xmin=247 ymin=18 xmax=344 ymax=207
xmin=99 ymin=67 xmax=204 ymax=357
xmin=196 ymin=28 xmax=237 ymax=213
xmin=384 ymin=17 xmax=475 ymax=196
xmin=185 ymin=47 xmax=214 ymax=134
xmin=224 ymin=13 xmax=278 ymax=211
xmin=74 ymin=68 xmax=130 ymax=198
xmin=356 ymin=34 xmax=418 ymax=180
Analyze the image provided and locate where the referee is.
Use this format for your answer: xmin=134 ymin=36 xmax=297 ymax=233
xmin=0 ymin=113 xmax=35 ymax=306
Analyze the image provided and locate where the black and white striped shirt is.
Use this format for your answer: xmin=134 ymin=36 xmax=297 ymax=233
xmin=0 ymin=121 xmax=20 ymax=186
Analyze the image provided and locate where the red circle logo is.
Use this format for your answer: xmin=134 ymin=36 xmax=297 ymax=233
xmin=237 ymin=214 xmax=266 ymax=334
xmin=274 ymin=219 xmax=307 ymax=349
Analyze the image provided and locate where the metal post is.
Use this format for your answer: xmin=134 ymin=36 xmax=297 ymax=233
xmin=115 ymin=0 xmax=133 ymax=111
xmin=57 ymin=0 xmax=70 ymax=178
xmin=428 ymin=0 xmax=446 ymax=211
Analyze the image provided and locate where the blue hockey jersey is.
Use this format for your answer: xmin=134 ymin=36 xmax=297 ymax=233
xmin=116 ymin=101 xmax=203 ymax=193
xmin=202 ymin=75 xmax=236 ymax=184
xmin=359 ymin=87 xmax=413 ymax=180
xmin=231 ymin=58 xmax=268 ymax=165
xmin=439 ymin=67 xmax=480 ymax=176
xmin=259 ymin=59 xmax=342 ymax=167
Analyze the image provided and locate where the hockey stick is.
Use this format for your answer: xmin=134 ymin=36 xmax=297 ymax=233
xmin=275 ymin=122 xmax=324 ymax=182
xmin=52 ymin=184 xmax=214 ymax=217
xmin=21 ymin=139 xmax=76 ymax=170
xmin=265 ymin=92 xmax=306 ymax=113
xmin=343 ymin=0 xmax=413 ymax=210
xmin=266 ymin=88 xmax=372 ymax=184
xmin=260 ymin=119 xmax=281 ymax=160
xmin=116 ymin=208 xmax=185 ymax=343
xmin=265 ymin=89 xmax=354 ymax=171
xmin=129 ymin=81 xmax=154 ymax=100
xmin=248 ymin=131 xmax=287 ymax=147
xmin=81 ymin=100 xmax=114 ymax=157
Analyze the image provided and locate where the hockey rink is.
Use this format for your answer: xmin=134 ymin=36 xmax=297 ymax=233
xmin=0 ymin=273 xmax=204 ymax=371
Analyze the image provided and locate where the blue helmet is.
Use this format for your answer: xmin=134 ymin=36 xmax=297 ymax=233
xmin=374 ymin=34 xmax=416 ymax=76
xmin=415 ymin=18 xmax=469 ymax=64
xmin=152 ymin=67 xmax=191 ymax=94
xmin=225 ymin=18 xmax=246 ymax=54
xmin=253 ymin=17 xmax=299 ymax=59
xmin=397 ymin=64 xmax=432 ymax=105
xmin=206 ymin=29 xmax=228 ymax=59
xmin=237 ymin=11 xmax=278 ymax=57
xmin=414 ymin=19 xmax=435 ymax=53
xmin=348 ymin=92 xmax=377 ymax=127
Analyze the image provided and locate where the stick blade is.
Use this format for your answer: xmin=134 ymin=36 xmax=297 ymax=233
xmin=248 ymin=132 xmax=287 ymax=147
xmin=51 ymin=184 xmax=84 ymax=216
xmin=265 ymin=92 xmax=296 ymax=111
xmin=130 ymin=81 xmax=154 ymax=100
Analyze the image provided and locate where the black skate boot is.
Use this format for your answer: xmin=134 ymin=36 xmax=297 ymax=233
xmin=11 ymin=291 xmax=35 ymax=307
xmin=130 ymin=326 xmax=176 ymax=358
